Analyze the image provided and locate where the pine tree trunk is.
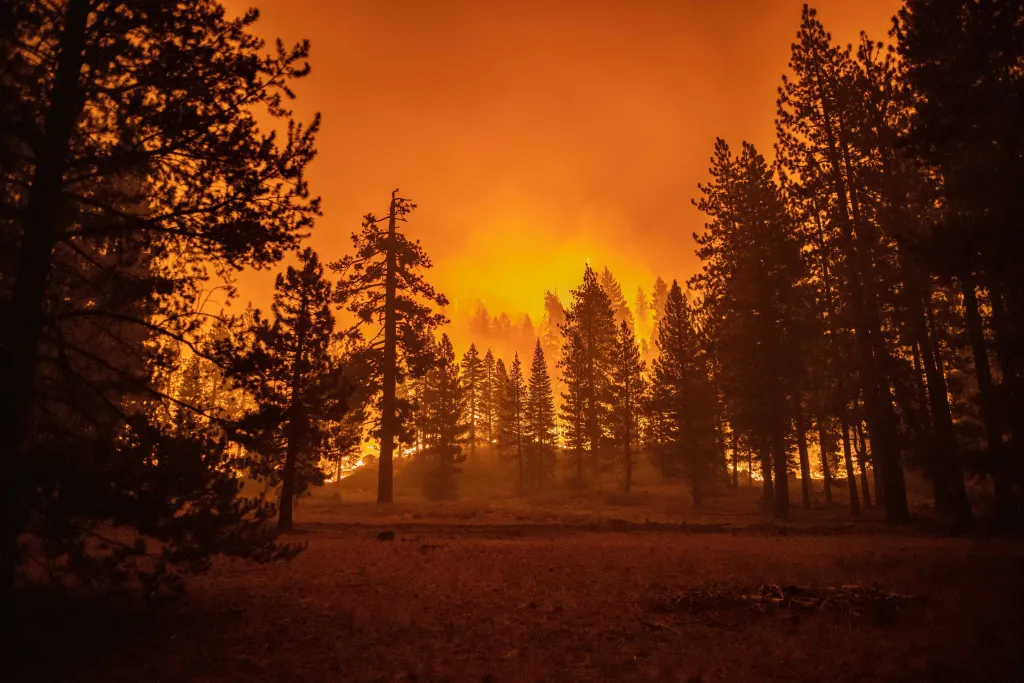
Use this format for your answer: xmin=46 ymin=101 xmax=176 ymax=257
xmin=715 ymin=421 xmax=728 ymax=487
xmin=731 ymin=428 xmax=739 ymax=490
xmin=858 ymin=421 xmax=884 ymax=508
xmin=855 ymin=430 xmax=873 ymax=509
xmin=516 ymin=409 xmax=524 ymax=495
xmin=624 ymin=383 xmax=633 ymax=494
xmin=840 ymin=414 xmax=860 ymax=517
xmin=279 ymin=293 xmax=311 ymax=531
xmin=468 ymin=392 xmax=476 ymax=459
xmin=771 ymin=431 xmax=789 ymax=521
xmin=814 ymin=71 xmax=908 ymax=523
xmin=914 ymin=291 xmax=972 ymax=524
xmin=759 ymin=438 xmax=773 ymax=511
xmin=624 ymin=441 xmax=632 ymax=494
xmin=378 ymin=192 xmax=399 ymax=504
xmin=0 ymin=0 xmax=90 ymax=629
xmin=852 ymin=227 xmax=908 ymax=519
xmin=961 ymin=276 xmax=1015 ymax=521
xmin=795 ymin=403 xmax=812 ymax=508
xmin=810 ymin=206 xmax=835 ymax=508
xmin=990 ymin=290 xmax=1024 ymax=518
xmin=691 ymin=428 xmax=702 ymax=508
xmin=517 ymin=442 xmax=523 ymax=496
xmin=989 ymin=288 xmax=1018 ymax=384
xmin=819 ymin=421 xmax=833 ymax=503
xmin=585 ymin=321 xmax=599 ymax=477
xmin=912 ymin=343 xmax=932 ymax=435
xmin=278 ymin=434 xmax=298 ymax=532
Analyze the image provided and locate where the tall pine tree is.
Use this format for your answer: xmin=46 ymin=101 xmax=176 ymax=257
xmin=692 ymin=139 xmax=811 ymax=519
xmin=420 ymin=334 xmax=466 ymax=500
xmin=775 ymin=6 xmax=910 ymax=522
xmin=332 ymin=191 xmax=448 ymax=504
xmin=481 ymin=349 xmax=497 ymax=448
xmin=504 ymin=354 xmax=527 ymax=494
xmin=526 ymin=340 xmax=558 ymax=490
xmin=599 ymin=266 xmax=633 ymax=328
xmin=610 ymin=321 xmax=646 ymax=493
xmin=460 ymin=343 xmax=484 ymax=457
xmin=559 ymin=264 xmax=617 ymax=481
xmin=651 ymin=282 xmax=719 ymax=507
xmin=223 ymin=249 xmax=352 ymax=532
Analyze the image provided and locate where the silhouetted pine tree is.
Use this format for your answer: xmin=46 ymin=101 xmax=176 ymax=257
xmin=599 ymin=266 xmax=633 ymax=328
xmin=610 ymin=321 xmax=646 ymax=493
xmin=775 ymin=6 xmax=910 ymax=522
xmin=518 ymin=315 xmax=536 ymax=356
xmin=461 ymin=343 xmax=484 ymax=457
xmin=504 ymin=354 xmax=528 ymax=494
xmin=651 ymin=277 xmax=670 ymax=331
xmin=526 ymin=340 xmax=557 ymax=490
xmin=692 ymin=139 xmax=811 ymax=518
xmin=332 ymin=191 xmax=448 ymax=504
xmin=540 ymin=290 xmax=567 ymax=403
xmin=420 ymin=334 xmax=466 ymax=500
xmin=481 ymin=349 xmax=497 ymax=447
xmin=897 ymin=0 xmax=1022 ymax=522
xmin=223 ymin=249 xmax=351 ymax=532
xmin=559 ymin=329 xmax=588 ymax=484
xmin=493 ymin=358 xmax=511 ymax=454
xmin=651 ymin=282 xmax=718 ymax=507
xmin=323 ymin=405 xmax=368 ymax=486
xmin=559 ymin=264 xmax=617 ymax=481
xmin=635 ymin=286 xmax=651 ymax=343
xmin=647 ymin=277 xmax=670 ymax=368
xmin=1 ymin=0 xmax=320 ymax=600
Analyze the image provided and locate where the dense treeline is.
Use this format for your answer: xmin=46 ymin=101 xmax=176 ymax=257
xmin=2 ymin=0 xmax=1022 ymax=616
xmin=687 ymin=1 xmax=1024 ymax=526
xmin=403 ymin=2 xmax=1024 ymax=527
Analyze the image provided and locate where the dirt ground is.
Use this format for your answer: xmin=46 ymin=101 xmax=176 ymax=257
xmin=15 ymin=463 xmax=1024 ymax=682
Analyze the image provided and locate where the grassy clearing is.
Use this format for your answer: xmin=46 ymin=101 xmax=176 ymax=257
xmin=15 ymin=460 xmax=1024 ymax=682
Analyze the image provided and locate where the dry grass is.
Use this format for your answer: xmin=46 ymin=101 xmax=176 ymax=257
xmin=14 ymin=463 xmax=1024 ymax=682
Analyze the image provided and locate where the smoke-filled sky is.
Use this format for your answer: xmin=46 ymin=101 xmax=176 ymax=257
xmin=229 ymin=0 xmax=899 ymax=334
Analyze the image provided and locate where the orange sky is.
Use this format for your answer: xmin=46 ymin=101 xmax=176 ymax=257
xmin=229 ymin=0 xmax=900 ymax=331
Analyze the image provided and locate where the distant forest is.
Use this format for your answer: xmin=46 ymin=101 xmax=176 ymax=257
xmin=2 ymin=0 xmax=1022 ymax=601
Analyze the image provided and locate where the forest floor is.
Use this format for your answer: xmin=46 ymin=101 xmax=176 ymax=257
xmin=15 ymin=460 xmax=1024 ymax=683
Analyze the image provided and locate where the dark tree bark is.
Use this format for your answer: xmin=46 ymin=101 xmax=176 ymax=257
xmin=624 ymin=437 xmax=632 ymax=494
xmin=840 ymin=414 xmax=861 ymax=517
xmin=278 ymin=311 xmax=310 ymax=532
xmin=913 ymin=290 xmax=972 ymax=524
xmin=731 ymin=428 xmax=739 ymax=490
xmin=795 ymin=402 xmax=812 ymax=508
xmin=378 ymin=193 xmax=399 ymax=504
xmin=771 ymin=431 xmax=789 ymax=520
xmin=857 ymin=421 xmax=882 ymax=508
xmin=819 ymin=421 xmax=833 ymax=503
xmin=0 ymin=0 xmax=90 ymax=626
xmin=815 ymin=69 xmax=909 ymax=522
xmin=989 ymin=290 xmax=1018 ymax=385
xmin=961 ymin=277 xmax=1015 ymax=521
xmin=759 ymin=438 xmax=774 ymax=511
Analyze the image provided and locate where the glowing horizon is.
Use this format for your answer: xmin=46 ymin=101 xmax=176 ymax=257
xmin=226 ymin=0 xmax=901 ymax=338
